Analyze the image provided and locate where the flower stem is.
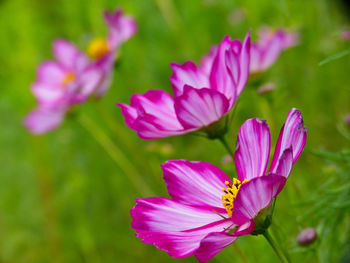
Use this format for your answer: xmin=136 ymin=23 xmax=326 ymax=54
xmin=218 ymin=136 xmax=235 ymax=161
xmin=263 ymin=229 xmax=291 ymax=263
xmin=78 ymin=114 xmax=153 ymax=197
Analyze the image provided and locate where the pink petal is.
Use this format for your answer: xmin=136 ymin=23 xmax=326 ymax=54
xmin=174 ymin=86 xmax=229 ymax=129
xmin=195 ymin=219 xmax=255 ymax=262
xmin=104 ymin=9 xmax=137 ymax=49
xmin=275 ymin=148 xmax=293 ymax=178
xmin=269 ymin=108 xmax=307 ymax=174
xmin=234 ymin=118 xmax=271 ymax=181
xmin=249 ymin=44 xmax=262 ymax=73
xmin=53 ymin=39 xmax=85 ymax=69
xmin=118 ymin=90 xmax=189 ymax=139
xmin=132 ymin=197 xmax=224 ymax=232
xmin=234 ymin=219 xmax=256 ymax=236
xmin=31 ymin=81 xmax=64 ymax=104
xmin=24 ymin=107 xmax=66 ymax=135
xmin=73 ymin=66 xmax=103 ymax=102
xmin=162 ymin=160 xmax=231 ymax=212
xmin=226 ymin=31 xmax=251 ymax=97
xmin=170 ymin=61 xmax=209 ymax=97
xmin=132 ymin=119 xmax=188 ymax=139
xmin=209 ymin=36 xmax=236 ymax=102
xmin=195 ymin=232 xmax=237 ymax=263
xmin=130 ymin=90 xmax=183 ymax=130
xmin=37 ymin=61 xmax=66 ymax=84
xmin=131 ymin=197 xmax=234 ymax=258
xmin=259 ymin=30 xmax=284 ymax=71
xmin=231 ymin=175 xmax=286 ymax=224
xmin=117 ymin=103 xmax=138 ymax=129
xmin=281 ymin=31 xmax=299 ymax=49
xmin=95 ymin=72 xmax=112 ymax=98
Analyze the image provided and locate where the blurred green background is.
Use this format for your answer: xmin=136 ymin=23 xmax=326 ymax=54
xmin=1 ymin=0 xmax=350 ymax=262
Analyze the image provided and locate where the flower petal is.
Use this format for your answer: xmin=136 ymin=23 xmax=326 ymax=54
xmin=31 ymin=81 xmax=64 ymax=104
xmin=117 ymin=103 xmax=138 ymax=129
xmin=131 ymin=197 xmax=233 ymax=258
xmin=194 ymin=219 xmax=255 ymax=262
xmin=231 ymin=175 xmax=286 ymax=224
xmin=259 ymin=30 xmax=284 ymax=71
xmin=249 ymin=44 xmax=262 ymax=73
xmin=195 ymin=232 xmax=237 ymax=263
xmin=133 ymin=121 xmax=188 ymax=139
xmin=269 ymin=108 xmax=307 ymax=174
xmin=162 ymin=160 xmax=231 ymax=212
xmin=225 ymin=31 xmax=250 ymax=97
xmin=174 ymin=86 xmax=229 ymax=129
xmin=104 ymin=9 xmax=137 ymax=49
xmin=170 ymin=61 xmax=209 ymax=97
xmin=53 ymin=39 xmax=85 ymax=69
xmin=130 ymin=90 xmax=182 ymax=130
xmin=24 ymin=107 xmax=66 ymax=135
xmin=209 ymin=36 xmax=236 ymax=102
xmin=73 ymin=66 xmax=103 ymax=102
xmin=234 ymin=118 xmax=271 ymax=181
xmin=275 ymin=148 xmax=293 ymax=178
xmin=37 ymin=61 xmax=66 ymax=85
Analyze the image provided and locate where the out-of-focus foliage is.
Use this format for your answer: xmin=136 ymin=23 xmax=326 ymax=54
xmin=0 ymin=0 xmax=349 ymax=262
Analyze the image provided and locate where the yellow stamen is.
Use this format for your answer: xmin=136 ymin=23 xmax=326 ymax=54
xmin=62 ymin=72 xmax=75 ymax=86
xmin=87 ymin=38 xmax=109 ymax=59
xmin=221 ymin=178 xmax=249 ymax=217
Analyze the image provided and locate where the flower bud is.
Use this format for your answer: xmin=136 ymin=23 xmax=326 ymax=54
xmin=344 ymin=114 xmax=350 ymax=126
xmin=297 ymin=227 xmax=317 ymax=246
xmin=221 ymin=154 xmax=233 ymax=164
xmin=257 ymin=82 xmax=276 ymax=95
xmin=341 ymin=31 xmax=350 ymax=40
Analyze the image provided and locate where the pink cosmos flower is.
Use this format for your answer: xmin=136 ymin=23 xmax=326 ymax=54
xmin=118 ymin=32 xmax=251 ymax=139
xmin=250 ymin=27 xmax=299 ymax=74
xmin=87 ymin=9 xmax=137 ymax=97
xmin=131 ymin=108 xmax=306 ymax=262
xmin=25 ymin=39 xmax=102 ymax=134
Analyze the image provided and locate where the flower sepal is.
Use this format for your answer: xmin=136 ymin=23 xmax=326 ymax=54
xmin=250 ymin=208 xmax=272 ymax=236
xmin=200 ymin=116 xmax=228 ymax=139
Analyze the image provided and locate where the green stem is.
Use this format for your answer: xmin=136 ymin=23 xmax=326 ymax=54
xmin=218 ymin=136 xmax=235 ymax=161
xmin=263 ymin=229 xmax=291 ymax=263
xmin=94 ymin=101 xmax=153 ymax=175
xmin=78 ymin=114 xmax=153 ymax=197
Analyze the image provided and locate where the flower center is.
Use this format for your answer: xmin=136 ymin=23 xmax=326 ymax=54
xmin=221 ymin=178 xmax=248 ymax=217
xmin=87 ymin=38 xmax=109 ymax=59
xmin=62 ymin=72 xmax=75 ymax=87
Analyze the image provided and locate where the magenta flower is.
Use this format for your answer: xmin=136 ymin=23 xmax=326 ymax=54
xmin=131 ymin=108 xmax=306 ymax=262
xmin=118 ymin=32 xmax=251 ymax=139
xmin=25 ymin=39 xmax=102 ymax=134
xmin=87 ymin=9 xmax=137 ymax=97
xmin=250 ymin=27 xmax=299 ymax=74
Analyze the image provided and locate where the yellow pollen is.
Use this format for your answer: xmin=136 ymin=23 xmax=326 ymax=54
xmin=87 ymin=38 xmax=109 ymax=59
xmin=221 ymin=178 xmax=249 ymax=217
xmin=62 ymin=72 xmax=75 ymax=86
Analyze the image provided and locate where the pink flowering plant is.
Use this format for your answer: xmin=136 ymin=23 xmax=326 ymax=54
xmin=118 ymin=32 xmax=251 ymax=139
xmin=87 ymin=9 xmax=137 ymax=97
xmin=250 ymin=27 xmax=299 ymax=74
xmin=25 ymin=8 xmax=137 ymax=134
xmin=131 ymin=108 xmax=306 ymax=262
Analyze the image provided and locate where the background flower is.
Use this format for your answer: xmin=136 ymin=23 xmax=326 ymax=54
xmin=118 ymin=32 xmax=250 ymax=139
xmin=250 ymin=27 xmax=299 ymax=74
